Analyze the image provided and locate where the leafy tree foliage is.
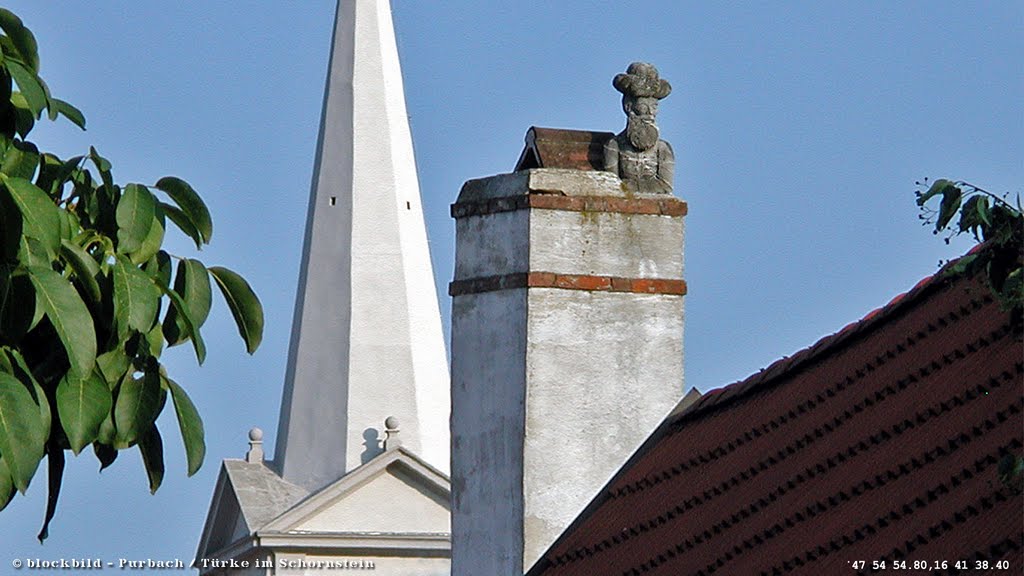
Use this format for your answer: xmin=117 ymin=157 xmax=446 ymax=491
xmin=916 ymin=178 xmax=1022 ymax=323
xmin=0 ymin=9 xmax=264 ymax=539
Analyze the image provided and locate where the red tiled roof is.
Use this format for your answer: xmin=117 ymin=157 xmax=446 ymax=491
xmin=529 ymin=262 xmax=1023 ymax=576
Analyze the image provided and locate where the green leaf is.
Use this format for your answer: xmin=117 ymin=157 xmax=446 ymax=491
xmin=0 ymin=349 xmax=14 ymax=375
xmin=0 ymin=454 xmax=15 ymax=511
xmin=137 ymin=425 xmax=164 ymax=494
xmin=209 ymin=266 xmax=263 ymax=354
xmin=44 ymin=88 xmax=57 ymax=121
xmin=8 ymin=91 xmax=33 ymax=138
xmin=57 ymin=208 xmax=77 ymax=242
xmin=144 ymin=323 xmax=163 ymax=358
xmin=944 ymin=253 xmax=980 ymax=278
xmin=3 ymin=175 xmax=59 ymax=255
xmin=112 ymin=256 xmax=160 ymax=344
xmin=56 ymin=371 xmax=112 ymax=454
xmin=159 ymin=201 xmax=202 ymax=249
xmin=88 ymin=147 xmax=113 ymax=191
xmin=166 ymin=378 xmax=204 ymax=476
xmin=958 ymin=196 xmax=990 ymax=241
xmin=35 ymin=152 xmax=66 ymax=198
xmin=92 ymin=442 xmax=117 ymax=471
xmin=57 ymin=154 xmax=84 ymax=187
xmin=156 ymin=282 xmax=206 ymax=364
xmin=936 ymin=184 xmax=962 ymax=232
xmin=164 ymin=258 xmax=212 ymax=346
xmin=917 ymin=178 xmax=954 ymax=206
xmin=985 ymin=205 xmax=1019 ymax=244
xmin=0 ymin=265 xmax=34 ymax=342
xmin=95 ymin=411 xmax=115 ymax=446
xmin=52 ymin=98 xmax=85 ymax=130
xmin=59 ymin=239 xmax=101 ymax=303
xmin=18 ymin=235 xmax=52 ymax=267
xmin=6 ymin=61 xmax=45 ymax=117
xmin=94 ymin=182 xmax=118 ymax=234
xmin=0 ymin=8 xmax=40 ymax=73
xmin=0 ymin=64 xmax=9 ymax=104
xmin=115 ymin=184 xmax=156 ymax=256
xmin=27 ymin=265 xmax=97 ymax=378
xmin=1 ymin=138 xmax=38 ymax=179
xmin=96 ymin=348 xmax=129 ymax=389
xmin=0 ymin=371 xmax=46 ymax=493
xmin=37 ymin=447 xmax=64 ymax=543
xmin=0 ymin=183 xmax=22 ymax=260
xmin=5 ymin=348 xmax=50 ymax=437
xmin=154 ymin=177 xmax=212 ymax=244
xmin=1001 ymin=267 xmax=1022 ymax=305
xmin=113 ymin=371 xmax=161 ymax=446
xmin=130 ymin=209 xmax=164 ymax=265
xmin=975 ymin=194 xmax=991 ymax=227
xmin=144 ymin=250 xmax=172 ymax=289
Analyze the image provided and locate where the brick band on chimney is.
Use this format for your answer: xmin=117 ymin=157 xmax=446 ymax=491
xmin=449 ymin=272 xmax=687 ymax=297
xmin=451 ymin=194 xmax=687 ymax=219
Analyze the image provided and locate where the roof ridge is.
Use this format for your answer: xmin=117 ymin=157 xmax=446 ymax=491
xmin=667 ymin=252 xmax=993 ymax=428
xmin=651 ymin=295 xmax=999 ymax=469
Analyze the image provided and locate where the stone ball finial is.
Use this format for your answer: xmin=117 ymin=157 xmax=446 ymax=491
xmin=384 ymin=416 xmax=402 ymax=450
xmin=613 ymin=62 xmax=671 ymax=100
xmin=245 ymin=427 xmax=265 ymax=463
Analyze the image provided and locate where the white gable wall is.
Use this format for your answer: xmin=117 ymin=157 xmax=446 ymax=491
xmin=294 ymin=467 xmax=449 ymax=534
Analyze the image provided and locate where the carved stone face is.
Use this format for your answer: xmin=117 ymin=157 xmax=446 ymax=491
xmin=623 ymin=96 xmax=659 ymax=122
xmin=623 ymin=96 xmax=660 ymax=151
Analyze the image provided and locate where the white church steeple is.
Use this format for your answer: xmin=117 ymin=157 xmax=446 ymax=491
xmin=274 ymin=0 xmax=450 ymax=493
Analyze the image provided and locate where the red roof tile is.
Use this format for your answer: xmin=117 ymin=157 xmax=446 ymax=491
xmin=514 ymin=126 xmax=614 ymax=171
xmin=529 ymin=263 xmax=1023 ymax=576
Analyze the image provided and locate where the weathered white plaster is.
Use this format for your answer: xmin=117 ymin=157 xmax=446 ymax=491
xmin=457 ymin=169 xmax=625 ymax=204
xmin=263 ymin=446 xmax=450 ymax=532
xmin=275 ymin=0 xmax=450 ymax=494
xmin=450 ymin=169 xmax=685 ymax=575
xmin=450 ymin=289 xmax=528 ymax=576
xmin=453 ymin=210 xmax=531 ymax=279
xmin=295 ymin=467 xmax=449 ymax=533
xmin=524 ymin=289 xmax=683 ymax=564
xmin=530 ymin=210 xmax=683 ymax=278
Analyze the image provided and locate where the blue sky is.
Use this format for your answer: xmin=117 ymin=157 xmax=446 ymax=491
xmin=1 ymin=0 xmax=1021 ymax=570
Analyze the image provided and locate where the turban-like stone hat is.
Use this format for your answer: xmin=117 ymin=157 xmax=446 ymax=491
xmin=613 ymin=62 xmax=671 ymax=99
